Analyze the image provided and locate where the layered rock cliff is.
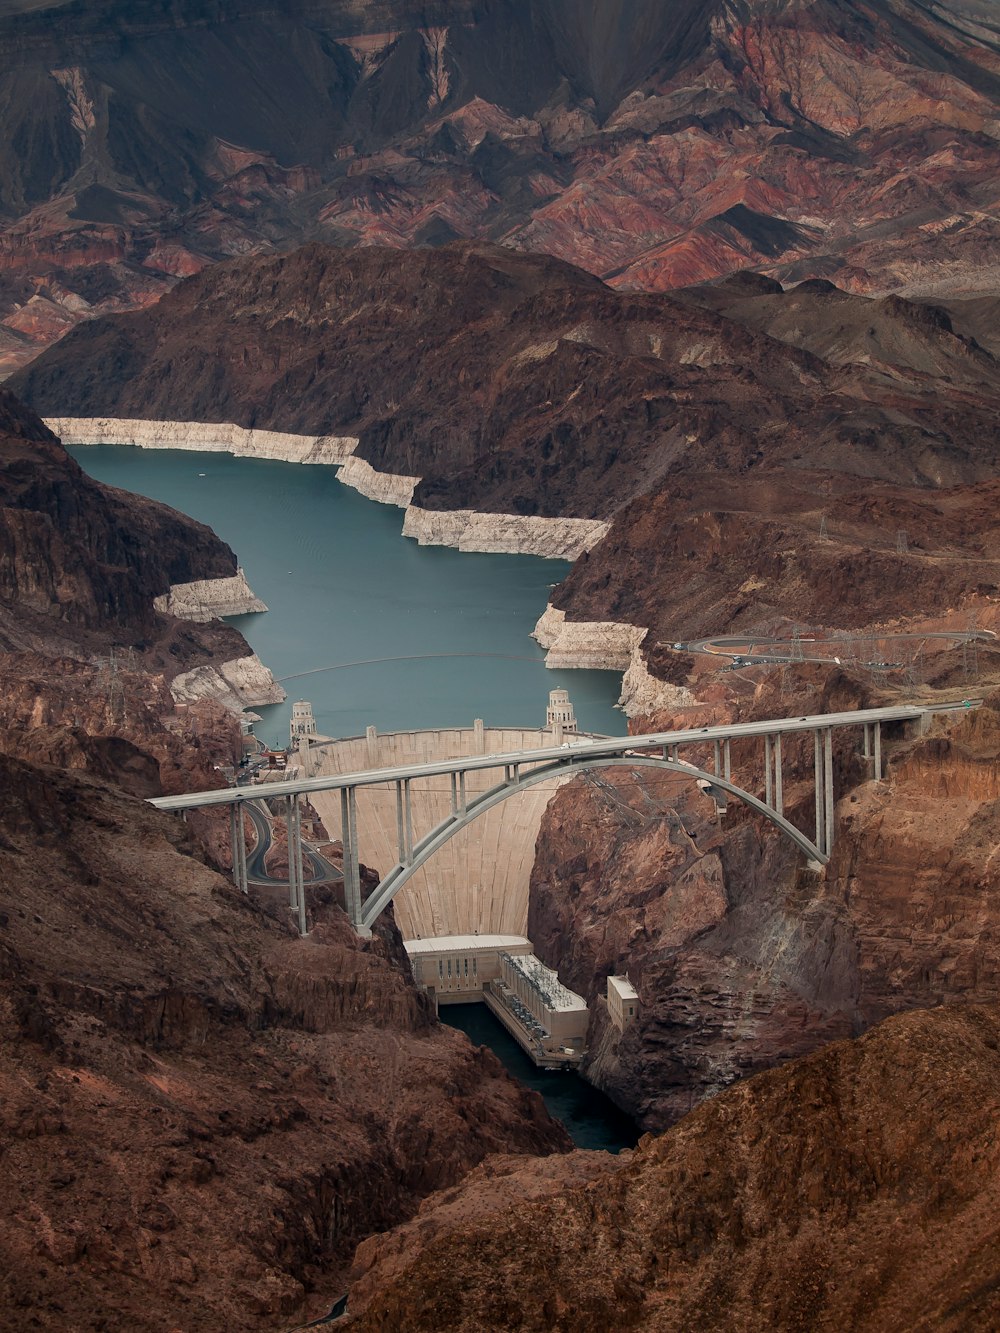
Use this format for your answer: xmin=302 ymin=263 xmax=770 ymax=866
xmin=0 ymin=388 xmax=242 ymax=653
xmin=0 ymin=0 xmax=998 ymax=372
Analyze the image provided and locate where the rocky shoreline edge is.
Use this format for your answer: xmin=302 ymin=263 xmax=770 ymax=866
xmin=49 ymin=416 xmax=682 ymax=717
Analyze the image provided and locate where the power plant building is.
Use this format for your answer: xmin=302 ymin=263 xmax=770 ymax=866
xmin=406 ymin=934 xmax=533 ymax=1003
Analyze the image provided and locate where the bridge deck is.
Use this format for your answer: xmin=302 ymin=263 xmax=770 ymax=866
xmin=150 ymin=703 xmax=969 ymax=812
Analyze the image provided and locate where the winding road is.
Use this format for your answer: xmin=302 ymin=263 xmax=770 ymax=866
xmin=671 ymin=629 xmax=997 ymax=667
xmin=242 ymin=800 xmax=342 ymax=888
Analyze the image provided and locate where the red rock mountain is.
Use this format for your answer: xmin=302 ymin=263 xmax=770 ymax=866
xmin=1 ymin=0 xmax=998 ymax=372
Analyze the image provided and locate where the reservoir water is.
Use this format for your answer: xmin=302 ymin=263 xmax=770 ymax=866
xmin=69 ymin=447 xmax=622 ymax=745
xmin=441 ymin=1004 xmax=638 ymax=1152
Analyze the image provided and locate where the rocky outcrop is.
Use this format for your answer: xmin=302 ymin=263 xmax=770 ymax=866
xmin=532 ymin=604 xmax=646 ymax=672
xmin=153 ymin=568 xmax=267 ymax=621
xmin=341 ymin=1002 xmax=1000 ymax=1332
xmin=46 ymin=416 xmax=358 ymax=465
xmin=337 ymin=455 xmax=419 ymax=508
xmin=617 ymin=640 xmax=697 ymax=718
xmin=0 ymin=389 xmax=256 ymax=662
xmin=170 ymin=653 xmax=286 ymax=713
xmin=403 ymin=506 xmax=608 ymax=559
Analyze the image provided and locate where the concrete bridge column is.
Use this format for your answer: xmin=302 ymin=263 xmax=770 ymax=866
xmin=341 ymin=786 xmax=365 ymax=933
xmin=823 ymin=728 xmax=835 ymax=857
xmin=774 ymin=733 xmax=783 ymax=816
xmin=873 ymin=722 xmax=882 ymax=781
xmin=723 ymin=738 xmax=732 ymax=781
xmin=287 ymin=796 xmax=307 ymax=936
xmin=286 ymin=796 xmax=299 ymax=913
xmin=230 ymin=803 xmax=248 ymax=894
xmin=814 ymin=732 xmax=825 ymax=854
xmin=396 ymin=779 xmax=414 ymax=865
xmin=764 ymin=735 xmax=773 ymax=808
xmin=449 ymin=770 xmax=468 ymax=816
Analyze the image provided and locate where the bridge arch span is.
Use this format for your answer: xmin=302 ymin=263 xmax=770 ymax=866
xmin=359 ymin=755 xmax=826 ymax=931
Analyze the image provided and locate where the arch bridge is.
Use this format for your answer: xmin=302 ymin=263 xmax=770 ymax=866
xmin=150 ymin=702 xmax=977 ymax=936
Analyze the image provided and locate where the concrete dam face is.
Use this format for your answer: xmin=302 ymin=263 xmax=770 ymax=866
xmin=302 ymin=725 xmax=578 ymax=940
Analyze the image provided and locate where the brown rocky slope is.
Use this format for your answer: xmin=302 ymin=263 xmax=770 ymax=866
xmin=340 ymin=1001 xmax=1000 ymax=1332
xmin=524 ymin=671 xmax=1000 ymax=1131
xmin=0 ymin=386 xmax=247 ymax=660
xmin=0 ymin=753 xmax=568 ymax=1330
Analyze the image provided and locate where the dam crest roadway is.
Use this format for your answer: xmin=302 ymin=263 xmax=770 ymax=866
xmin=151 ymin=700 xmax=980 ymax=937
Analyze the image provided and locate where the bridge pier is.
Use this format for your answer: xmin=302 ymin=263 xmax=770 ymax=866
xmin=287 ymin=795 xmax=307 ymax=936
xmin=814 ymin=732 xmax=825 ymax=855
xmin=230 ymin=802 xmax=248 ymax=895
xmin=764 ymin=734 xmax=784 ymax=816
xmin=341 ymin=786 xmax=366 ymax=933
xmin=774 ymin=733 xmax=783 ymax=816
xmin=396 ymin=779 xmax=414 ymax=866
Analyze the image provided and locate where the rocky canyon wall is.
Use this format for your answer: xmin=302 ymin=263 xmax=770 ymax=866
xmin=527 ymin=685 xmax=1000 ymax=1130
xmin=339 ymin=1001 xmax=1000 ymax=1332
xmin=0 ymin=752 xmax=569 ymax=1331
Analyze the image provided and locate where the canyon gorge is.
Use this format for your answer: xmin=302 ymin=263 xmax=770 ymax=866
xmin=2 ymin=0 xmax=1000 ymax=1329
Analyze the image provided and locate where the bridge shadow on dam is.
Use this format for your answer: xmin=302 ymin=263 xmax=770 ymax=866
xmin=442 ymin=1003 xmax=639 ymax=1152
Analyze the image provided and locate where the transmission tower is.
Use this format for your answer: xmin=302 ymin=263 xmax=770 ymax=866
xmin=819 ymin=512 xmax=829 ymax=541
xmin=96 ymin=647 xmax=133 ymax=724
xmin=896 ymin=529 xmax=908 ymax=555
xmin=962 ymin=615 xmax=980 ymax=682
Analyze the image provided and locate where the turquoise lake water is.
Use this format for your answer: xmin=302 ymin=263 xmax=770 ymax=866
xmin=69 ymin=447 xmax=623 ymax=748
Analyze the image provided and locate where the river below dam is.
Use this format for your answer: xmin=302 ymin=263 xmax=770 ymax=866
xmin=442 ymin=1004 xmax=638 ymax=1152
xmin=70 ymin=446 xmax=622 ymax=744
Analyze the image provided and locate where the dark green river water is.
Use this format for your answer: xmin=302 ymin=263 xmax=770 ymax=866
xmin=442 ymin=1004 xmax=638 ymax=1152
xmin=70 ymin=446 xmax=623 ymax=747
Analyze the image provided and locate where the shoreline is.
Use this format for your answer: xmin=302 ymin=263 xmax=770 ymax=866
xmin=54 ymin=416 xmax=664 ymax=713
xmin=50 ymin=415 xmax=611 ymax=561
